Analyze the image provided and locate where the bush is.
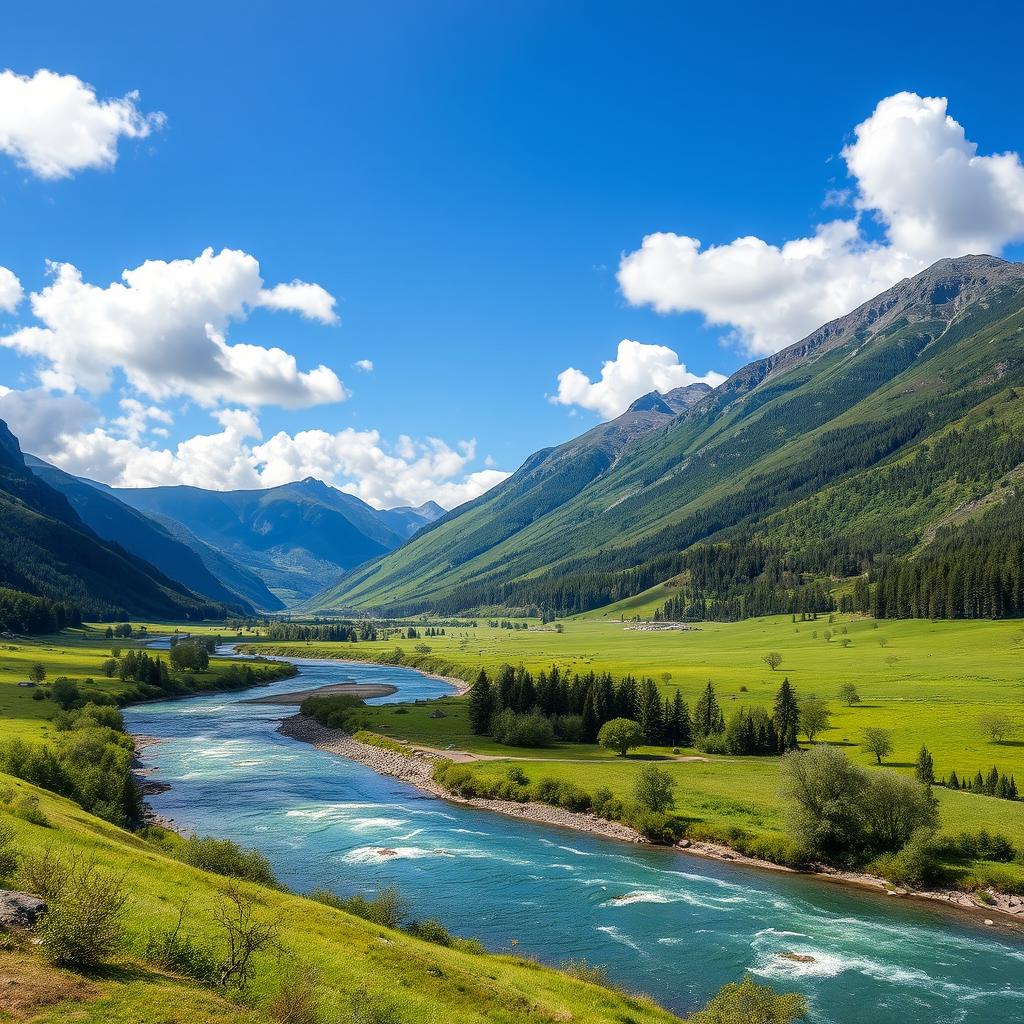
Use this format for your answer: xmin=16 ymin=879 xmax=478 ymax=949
xmin=630 ymin=810 xmax=684 ymax=844
xmin=632 ymin=764 xmax=676 ymax=813
xmin=33 ymin=854 xmax=129 ymax=968
xmin=327 ymin=887 xmax=408 ymax=929
xmin=404 ymin=918 xmax=453 ymax=946
xmin=490 ymin=709 xmax=554 ymax=747
xmin=695 ymin=731 xmax=729 ymax=754
xmin=691 ymin=975 xmax=807 ymax=1023
xmin=559 ymin=957 xmax=612 ymax=988
xmin=505 ymin=765 xmax=528 ymax=786
xmin=145 ymin=906 xmax=217 ymax=983
xmin=172 ymin=835 xmax=277 ymax=885
xmin=269 ymin=965 xmax=323 ymax=1024
xmin=869 ymin=828 xmax=944 ymax=888
xmin=551 ymin=714 xmax=584 ymax=742
xmin=13 ymin=794 xmax=49 ymax=827
xmin=301 ymin=694 xmax=367 ymax=732
xmin=943 ymin=829 xmax=1016 ymax=862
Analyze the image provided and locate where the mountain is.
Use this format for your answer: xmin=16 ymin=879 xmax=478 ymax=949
xmin=25 ymin=457 xmax=262 ymax=614
xmin=314 ymin=255 xmax=1024 ymax=617
xmin=0 ymin=420 xmax=234 ymax=621
xmin=106 ymin=478 xmax=443 ymax=606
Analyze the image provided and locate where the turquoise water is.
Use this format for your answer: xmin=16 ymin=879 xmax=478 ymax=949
xmin=125 ymin=653 xmax=1024 ymax=1022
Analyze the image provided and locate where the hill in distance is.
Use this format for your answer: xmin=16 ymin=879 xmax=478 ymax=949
xmin=314 ymin=255 xmax=1024 ymax=617
xmin=0 ymin=420 xmax=234 ymax=621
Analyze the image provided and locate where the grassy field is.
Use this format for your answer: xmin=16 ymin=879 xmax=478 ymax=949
xmin=245 ymin=613 xmax=1024 ymax=889
xmin=246 ymin=613 xmax=1024 ymax=786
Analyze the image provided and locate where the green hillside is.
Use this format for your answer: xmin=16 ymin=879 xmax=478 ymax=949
xmin=0 ymin=421 xmax=232 ymax=623
xmin=314 ymin=255 xmax=1024 ymax=617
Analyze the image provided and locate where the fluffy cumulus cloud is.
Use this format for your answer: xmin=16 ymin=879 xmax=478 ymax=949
xmin=0 ymin=68 xmax=164 ymax=179
xmin=553 ymin=339 xmax=726 ymax=419
xmin=618 ymin=92 xmax=1024 ymax=355
xmin=0 ymin=392 xmax=506 ymax=509
xmin=0 ymin=266 xmax=22 ymax=311
xmin=0 ymin=247 xmax=345 ymax=407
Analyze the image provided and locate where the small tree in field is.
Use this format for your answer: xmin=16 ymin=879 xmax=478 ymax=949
xmin=837 ymin=683 xmax=860 ymax=707
xmin=915 ymin=745 xmax=934 ymax=786
xmin=632 ymin=764 xmax=676 ymax=813
xmin=763 ymin=652 xmax=783 ymax=672
xmin=978 ymin=713 xmax=1015 ymax=743
xmin=862 ymin=727 xmax=893 ymax=765
xmin=213 ymin=885 xmax=280 ymax=989
xmin=28 ymin=663 xmax=46 ymax=684
xmin=798 ymin=697 xmax=830 ymax=743
xmin=598 ymin=718 xmax=644 ymax=757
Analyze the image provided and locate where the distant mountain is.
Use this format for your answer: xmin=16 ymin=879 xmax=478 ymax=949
xmin=0 ymin=420 xmax=233 ymax=621
xmin=106 ymin=478 xmax=444 ymax=606
xmin=314 ymin=255 xmax=1024 ymax=618
xmin=26 ymin=457 xmax=261 ymax=614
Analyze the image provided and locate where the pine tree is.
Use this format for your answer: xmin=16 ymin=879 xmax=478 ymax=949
xmin=772 ymin=678 xmax=800 ymax=751
xmin=637 ymin=679 xmax=663 ymax=743
xmin=693 ymin=681 xmax=724 ymax=739
xmin=915 ymin=745 xmax=935 ymax=787
xmin=468 ymin=669 xmax=494 ymax=735
xmin=947 ymin=769 xmax=959 ymax=789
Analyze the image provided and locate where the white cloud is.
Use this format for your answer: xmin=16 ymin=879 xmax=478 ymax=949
xmin=0 ymin=68 xmax=164 ymax=179
xmin=618 ymin=92 xmax=1024 ymax=356
xmin=1 ymin=248 xmax=346 ymax=408
xmin=0 ymin=267 xmax=22 ymax=311
xmin=353 ymin=359 xmax=374 ymax=372
xmin=553 ymin=339 xmax=726 ymax=419
xmin=1 ymin=393 xmax=507 ymax=510
xmin=257 ymin=281 xmax=339 ymax=324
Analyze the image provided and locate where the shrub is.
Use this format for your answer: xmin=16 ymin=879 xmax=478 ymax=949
xmin=944 ymin=829 xmax=1016 ymax=862
xmin=172 ymin=835 xmax=277 ymax=885
xmin=349 ymin=988 xmax=403 ymax=1024
xmin=13 ymin=794 xmax=49 ymax=827
xmin=212 ymin=885 xmax=280 ymax=989
xmin=505 ymin=765 xmax=528 ymax=786
xmin=490 ymin=709 xmax=554 ymax=747
xmin=145 ymin=906 xmax=218 ymax=983
xmin=695 ymin=731 xmax=728 ymax=754
xmin=50 ymin=677 xmax=80 ymax=710
xmin=35 ymin=855 xmax=129 ymax=968
xmin=559 ymin=957 xmax=612 ymax=988
xmin=631 ymin=810 xmax=684 ymax=844
xmin=269 ymin=965 xmax=323 ymax=1024
xmin=632 ymin=764 xmax=676 ymax=813
xmin=869 ymin=828 xmax=944 ymax=888
xmin=404 ymin=918 xmax=453 ymax=946
xmin=330 ymin=887 xmax=408 ymax=929
xmin=551 ymin=714 xmax=584 ymax=742
xmin=691 ymin=975 xmax=807 ymax=1023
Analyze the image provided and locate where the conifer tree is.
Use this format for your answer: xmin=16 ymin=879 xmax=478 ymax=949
xmin=468 ymin=669 xmax=494 ymax=735
xmin=693 ymin=681 xmax=724 ymax=739
xmin=915 ymin=745 xmax=935 ymax=787
xmin=772 ymin=678 xmax=800 ymax=750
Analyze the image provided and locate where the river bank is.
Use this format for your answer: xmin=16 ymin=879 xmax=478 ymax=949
xmin=278 ymin=713 xmax=1024 ymax=929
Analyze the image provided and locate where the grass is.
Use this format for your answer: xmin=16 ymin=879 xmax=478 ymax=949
xmin=244 ymin=613 xmax=1024 ymax=887
xmin=0 ymin=774 xmax=683 ymax=1023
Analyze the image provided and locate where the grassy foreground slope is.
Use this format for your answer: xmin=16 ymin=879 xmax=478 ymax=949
xmin=316 ymin=255 xmax=1024 ymax=615
xmin=0 ymin=777 xmax=682 ymax=1024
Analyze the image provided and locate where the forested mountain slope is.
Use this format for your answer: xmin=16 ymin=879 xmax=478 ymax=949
xmin=315 ymin=255 xmax=1024 ymax=617
xmin=26 ymin=457 xmax=259 ymax=613
xmin=0 ymin=420 xmax=233 ymax=621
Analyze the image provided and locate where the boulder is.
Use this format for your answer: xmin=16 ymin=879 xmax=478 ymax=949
xmin=0 ymin=890 xmax=46 ymax=928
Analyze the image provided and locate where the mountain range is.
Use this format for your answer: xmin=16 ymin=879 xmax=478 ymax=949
xmin=313 ymin=255 xmax=1024 ymax=618
xmin=25 ymin=466 xmax=444 ymax=611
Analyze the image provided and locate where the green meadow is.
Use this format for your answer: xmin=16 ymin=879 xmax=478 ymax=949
xmin=246 ymin=613 xmax=1024 ymax=888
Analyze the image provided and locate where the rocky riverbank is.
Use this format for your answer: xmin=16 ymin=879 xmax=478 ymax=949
xmin=278 ymin=713 xmax=1024 ymax=929
xmin=277 ymin=714 xmax=641 ymax=842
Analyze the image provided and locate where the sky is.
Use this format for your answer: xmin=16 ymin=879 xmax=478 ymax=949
xmin=1 ymin=1 xmax=1023 ymax=509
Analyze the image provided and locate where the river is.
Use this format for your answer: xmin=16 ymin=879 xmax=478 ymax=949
xmin=125 ymin=650 xmax=1024 ymax=1023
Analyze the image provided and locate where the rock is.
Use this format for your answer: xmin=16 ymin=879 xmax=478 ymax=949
xmin=377 ymin=848 xmax=398 ymax=858
xmin=0 ymin=890 xmax=46 ymax=928
xmin=779 ymin=952 xmax=816 ymax=963
xmin=676 ymin=839 xmax=691 ymax=849
xmin=984 ymin=919 xmax=995 ymax=926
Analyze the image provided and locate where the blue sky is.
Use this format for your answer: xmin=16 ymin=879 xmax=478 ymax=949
xmin=1 ymin=1 xmax=1023 ymax=507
